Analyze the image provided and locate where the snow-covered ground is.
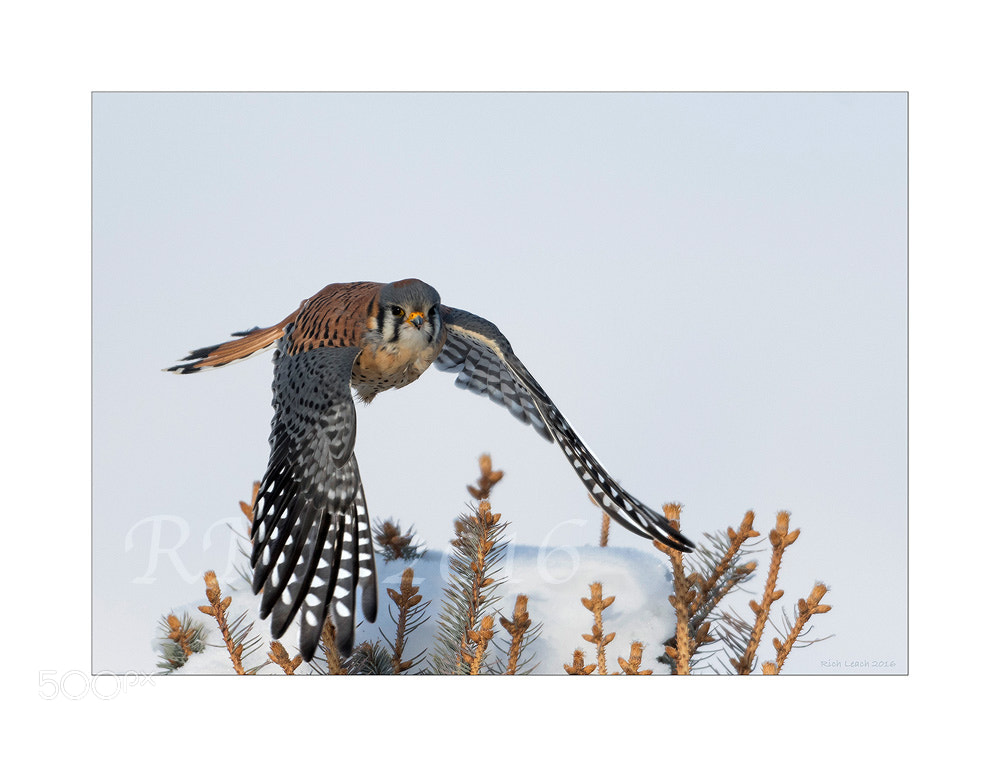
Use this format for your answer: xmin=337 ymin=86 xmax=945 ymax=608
xmin=167 ymin=544 xmax=679 ymax=675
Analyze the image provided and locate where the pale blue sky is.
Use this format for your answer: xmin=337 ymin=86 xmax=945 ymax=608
xmin=92 ymin=92 xmax=906 ymax=674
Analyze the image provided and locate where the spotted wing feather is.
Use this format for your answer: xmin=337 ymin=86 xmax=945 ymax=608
xmin=436 ymin=306 xmax=694 ymax=552
xmin=250 ymin=339 xmax=378 ymax=661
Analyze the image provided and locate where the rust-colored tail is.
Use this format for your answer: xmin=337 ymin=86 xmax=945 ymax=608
xmin=165 ymin=309 xmax=298 ymax=374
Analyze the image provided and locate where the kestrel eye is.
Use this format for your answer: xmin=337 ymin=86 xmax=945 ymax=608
xmin=391 ymin=306 xmax=404 ymax=317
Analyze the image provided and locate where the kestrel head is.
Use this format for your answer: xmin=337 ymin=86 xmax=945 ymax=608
xmin=376 ymin=279 xmax=443 ymax=345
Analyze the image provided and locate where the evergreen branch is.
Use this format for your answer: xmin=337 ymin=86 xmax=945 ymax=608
xmin=466 ymin=615 xmax=495 ymax=675
xmin=771 ymin=582 xmax=832 ymax=672
xmin=373 ymin=519 xmax=426 ymax=562
xmin=429 ymin=497 xmax=509 ymax=674
xmin=380 ymin=568 xmax=431 ymax=673
xmin=588 ymin=494 xmax=611 ymax=547
xmin=735 ymin=511 xmax=799 ymax=674
xmin=498 ymin=594 xmax=536 ymax=675
xmin=564 ymin=649 xmax=597 ymax=675
xmin=715 ymin=608 xmax=757 ymax=674
xmin=268 ymin=641 xmax=302 ymax=674
xmin=198 ymin=570 xmax=252 ymax=674
xmin=318 ymin=618 xmax=347 ymax=675
xmin=691 ymin=511 xmax=760 ymax=614
xmin=156 ymin=613 xmax=206 ymax=672
xmin=655 ymin=504 xmax=693 ymax=674
xmin=343 ymin=641 xmax=396 ymax=675
xmin=467 ymin=453 xmax=505 ymax=500
xmin=239 ymin=481 xmax=260 ymax=527
xmin=616 ymin=642 xmax=653 ymax=675
xmin=581 ymin=582 xmax=616 ymax=675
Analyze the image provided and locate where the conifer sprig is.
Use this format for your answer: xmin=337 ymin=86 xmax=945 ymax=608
xmin=156 ymin=613 xmax=206 ymax=672
xmin=373 ymin=519 xmax=425 ymax=562
xmin=770 ymin=582 xmax=832 ymax=673
xmin=581 ymin=582 xmax=616 ymax=675
xmin=198 ymin=570 xmax=265 ymax=674
xmin=497 ymin=594 xmax=540 ymax=675
xmin=564 ymin=649 xmax=596 ymax=675
xmin=268 ymin=641 xmax=302 ymax=674
xmin=318 ymin=618 xmax=347 ymax=675
xmin=343 ymin=641 xmax=396 ymax=675
xmin=735 ymin=511 xmax=798 ymax=674
xmin=381 ymin=567 xmax=431 ymax=673
xmin=467 ymin=453 xmax=504 ymax=500
xmin=466 ymin=615 xmax=495 ymax=675
xmin=430 ymin=497 xmax=509 ymax=674
xmin=616 ymin=642 xmax=653 ymax=675
xmin=655 ymin=504 xmax=695 ymax=673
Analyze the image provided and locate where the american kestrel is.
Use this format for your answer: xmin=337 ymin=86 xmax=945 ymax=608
xmin=168 ymin=279 xmax=693 ymax=661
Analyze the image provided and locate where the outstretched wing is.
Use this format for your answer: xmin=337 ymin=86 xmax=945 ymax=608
xmin=435 ymin=306 xmax=693 ymax=552
xmin=250 ymin=340 xmax=378 ymax=661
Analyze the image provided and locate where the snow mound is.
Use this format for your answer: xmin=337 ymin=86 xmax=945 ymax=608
xmin=166 ymin=544 xmax=678 ymax=675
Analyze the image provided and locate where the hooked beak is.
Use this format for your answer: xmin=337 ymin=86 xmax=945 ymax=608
xmin=407 ymin=311 xmax=425 ymax=329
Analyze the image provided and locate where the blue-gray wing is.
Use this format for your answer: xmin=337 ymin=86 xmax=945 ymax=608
xmin=434 ymin=308 xmax=552 ymax=442
xmin=250 ymin=340 xmax=377 ymax=661
xmin=435 ymin=306 xmax=693 ymax=552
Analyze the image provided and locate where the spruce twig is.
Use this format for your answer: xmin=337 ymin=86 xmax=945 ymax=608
xmin=735 ymin=511 xmax=798 ymax=674
xmin=227 ymin=481 xmax=262 ymax=587
xmin=467 ymin=453 xmax=504 ymax=500
xmin=771 ymin=582 xmax=832 ymax=672
xmin=715 ymin=608 xmax=757 ymax=674
xmin=343 ymin=641 xmax=396 ymax=675
xmin=163 ymin=614 xmax=199 ymax=659
xmin=430 ymin=497 xmax=509 ymax=674
xmin=498 ymin=594 xmax=534 ymax=675
xmin=381 ymin=568 xmax=430 ymax=673
xmin=268 ymin=641 xmax=302 ymax=674
xmin=691 ymin=511 xmax=760 ymax=615
xmin=156 ymin=613 xmax=206 ymax=671
xmin=581 ymin=582 xmax=616 ymax=675
xmin=319 ymin=618 xmax=347 ymax=675
xmin=655 ymin=504 xmax=693 ymax=674
xmin=659 ymin=506 xmax=764 ymax=672
xmin=458 ymin=501 xmax=504 ymax=671
xmin=198 ymin=570 xmax=249 ymax=674
xmin=589 ymin=494 xmax=611 ymax=547
xmin=616 ymin=642 xmax=653 ymax=675
xmin=239 ymin=481 xmax=260 ymax=528
xmin=373 ymin=519 xmax=425 ymax=562
xmin=466 ymin=615 xmax=495 ymax=675
xmin=564 ymin=649 xmax=597 ymax=675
